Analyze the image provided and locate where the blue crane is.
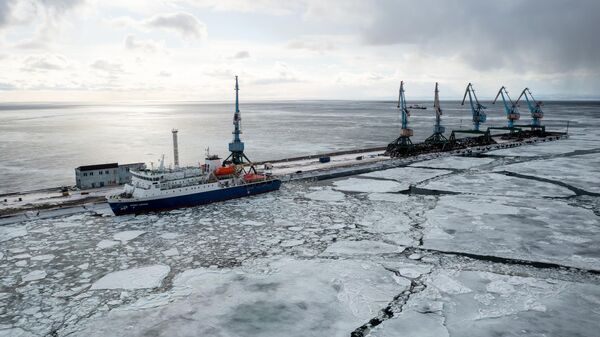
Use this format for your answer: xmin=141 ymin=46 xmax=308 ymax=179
xmin=516 ymin=88 xmax=544 ymax=128
xmin=461 ymin=83 xmax=487 ymax=131
xmin=492 ymin=86 xmax=520 ymax=128
xmin=386 ymin=81 xmax=413 ymax=154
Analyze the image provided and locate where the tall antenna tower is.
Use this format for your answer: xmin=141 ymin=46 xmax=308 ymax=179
xmin=172 ymin=129 xmax=179 ymax=168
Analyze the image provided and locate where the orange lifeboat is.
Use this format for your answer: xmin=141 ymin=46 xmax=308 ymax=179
xmin=243 ymin=173 xmax=266 ymax=182
xmin=215 ymin=165 xmax=235 ymax=176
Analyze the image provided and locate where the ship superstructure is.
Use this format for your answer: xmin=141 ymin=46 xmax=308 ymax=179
xmin=106 ymin=77 xmax=281 ymax=215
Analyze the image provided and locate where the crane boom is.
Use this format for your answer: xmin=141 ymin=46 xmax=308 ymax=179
xmin=516 ymin=88 xmax=544 ymax=127
xmin=492 ymin=86 xmax=520 ymax=128
xmin=461 ymin=83 xmax=487 ymax=131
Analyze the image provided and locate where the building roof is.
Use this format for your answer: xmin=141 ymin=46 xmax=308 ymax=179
xmin=77 ymin=163 xmax=118 ymax=171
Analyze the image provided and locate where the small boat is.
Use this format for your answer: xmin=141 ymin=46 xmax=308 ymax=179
xmin=408 ymin=104 xmax=427 ymax=110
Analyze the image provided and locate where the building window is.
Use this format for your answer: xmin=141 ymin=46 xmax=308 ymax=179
xmin=99 ymin=171 xmax=103 ymax=175
xmin=83 ymin=173 xmax=87 ymax=177
xmin=90 ymin=172 xmax=93 ymax=176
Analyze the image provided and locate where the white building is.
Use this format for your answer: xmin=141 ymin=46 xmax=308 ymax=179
xmin=75 ymin=162 xmax=145 ymax=189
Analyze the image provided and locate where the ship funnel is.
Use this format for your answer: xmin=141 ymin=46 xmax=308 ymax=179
xmin=172 ymin=129 xmax=179 ymax=168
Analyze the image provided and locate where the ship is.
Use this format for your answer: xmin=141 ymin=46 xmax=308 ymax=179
xmin=106 ymin=76 xmax=281 ymax=215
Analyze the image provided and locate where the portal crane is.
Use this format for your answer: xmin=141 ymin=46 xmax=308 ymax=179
xmin=516 ymin=88 xmax=544 ymax=128
xmin=224 ymin=76 xmax=253 ymax=166
xmin=387 ymin=81 xmax=413 ymax=154
xmin=461 ymin=83 xmax=487 ymax=131
xmin=492 ymin=86 xmax=520 ymax=128
xmin=425 ymin=82 xmax=447 ymax=144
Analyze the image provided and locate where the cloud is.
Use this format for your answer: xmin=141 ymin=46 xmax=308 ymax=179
xmin=253 ymin=62 xmax=301 ymax=85
xmin=143 ymin=12 xmax=207 ymax=40
xmin=0 ymin=82 xmax=16 ymax=90
xmin=91 ymin=59 xmax=123 ymax=73
xmin=22 ymin=54 xmax=69 ymax=71
xmin=124 ymin=35 xmax=161 ymax=53
xmin=175 ymin=0 xmax=303 ymax=16
xmin=0 ymin=0 xmax=16 ymax=28
xmin=231 ymin=50 xmax=250 ymax=59
xmin=355 ymin=0 xmax=600 ymax=75
xmin=287 ymin=36 xmax=336 ymax=52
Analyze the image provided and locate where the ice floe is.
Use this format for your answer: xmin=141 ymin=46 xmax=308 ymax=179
xmin=422 ymin=195 xmax=600 ymax=269
xmin=76 ymin=258 xmax=410 ymax=337
xmin=333 ymin=178 xmax=404 ymax=193
xmin=22 ymin=270 xmax=47 ymax=282
xmin=113 ymin=230 xmax=146 ymax=243
xmin=421 ymin=172 xmax=574 ymax=197
xmin=322 ymin=240 xmax=404 ymax=256
xmin=305 ymin=188 xmax=346 ymax=201
xmin=90 ymin=265 xmax=170 ymax=290
xmin=0 ymin=225 xmax=27 ymax=242
xmin=410 ymin=156 xmax=495 ymax=170
xmin=361 ymin=167 xmax=452 ymax=188
xmin=96 ymin=240 xmax=119 ymax=249
xmin=493 ymin=153 xmax=600 ymax=193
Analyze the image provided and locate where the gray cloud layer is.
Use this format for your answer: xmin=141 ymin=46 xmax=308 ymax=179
xmin=359 ymin=0 xmax=600 ymax=74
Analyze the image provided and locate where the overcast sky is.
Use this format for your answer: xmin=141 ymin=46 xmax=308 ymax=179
xmin=0 ymin=0 xmax=598 ymax=101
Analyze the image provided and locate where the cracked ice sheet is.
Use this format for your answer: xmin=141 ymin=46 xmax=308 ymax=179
xmin=409 ymin=156 xmax=495 ymax=170
xmin=422 ymin=195 xmax=600 ymax=270
xmin=493 ymin=153 xmax=600 ymax=193
xmin=486 ymin=137 xmax=600 ymax=157
xmin=368 ymin=269 xmax=600 ymax=337
xmin=421 ymin=172 xmax=574 ymax=197
xmin=73 ymin=258 xmax=410 ymax=337
xmin=360 ymin=167 xmax=452 ymax=187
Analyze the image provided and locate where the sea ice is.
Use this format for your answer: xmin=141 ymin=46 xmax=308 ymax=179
xmin=31 ymin=254 xmax=55 ymax=262
xmin=421 ymin=172 xmax=574 ymax=197
xmin=77 ymin=258 xmax=410 ymax=337
xmin=280 ymin=239 xmax=304 ymax=247
xmin=422 ymin=195 xmax=600 ymax=269
xmin=90 ymin=265 xmax=170 ymax=290
xmin=424 ymin=270 xmax=600 ymax=336
xmin=493 ymin=153 xmax=600 ymax=193
xmin=367 ymin=311 xmax=449 ymax=337
xmin=305 ymin=188 xmax=346 ymax=201
xmin=162 ymin=248 xmax=179 ymax=257
xmin=241 ymin=220 xmax=265 ymax=227
xmin=0 ymin=225 xmax=27 ymax=242
xmin=333 ymin=178 xmax=404 ymax=193
xmin=159 ymin=232 xmax=181 ymax=240
xmin=96 ymin=240 xmax=119 ymax=249
xmin=410 ymin=156 xmax=495 ymax=170
xmin=113 ymin=230 xmax=146 ymax=243
xmin=22 ymin=270 xmax=47 ymax=282
xmin=361 ymin=167 xmax=452 ymax=188
xmin=321 ymin=240 xmax=404 ymax=256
